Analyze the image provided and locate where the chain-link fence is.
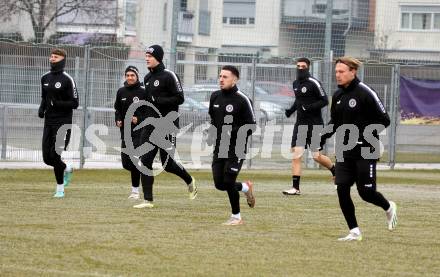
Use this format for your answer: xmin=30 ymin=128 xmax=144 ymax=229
xmin=1 ymin=41 xmax=440 ymax=169
xmin=1 ymin=0 xmax=440 ymax=169
xmin=2 ymin=1 xmax=440 ymax=64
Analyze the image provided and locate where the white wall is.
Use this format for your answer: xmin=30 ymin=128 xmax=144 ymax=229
xmin=375 ymin=0 xmax=440 ymax=60
xmin=136 ymin=0 xmax=172 ymax=50
xmin=190 ymin=0 xmax=223 ymax=49
xmin=135 ymin=0 xmax=283 ymax=56
xmin=345 ymin=32 xmax=374 ymax=59
xmin=0 ymin=11 xmax=53 ymax=41
xmin=221 ymin=0 xmax=280 ymax=52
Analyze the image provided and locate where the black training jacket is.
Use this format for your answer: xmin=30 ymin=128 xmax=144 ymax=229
xmin=286 ymin=73 xmax=328 ymax=125
xmin=114 ymin=81 xmax=145 ymax=139
xmin=323 ymin=77 xmax=390 ymax=160
xmin=39 ymin=61 xmax=79 ymax=125
xmin=142 ymin=63 xmax=184 ymax=128
xmin=208 ymin=85 xmax=256 ymax=158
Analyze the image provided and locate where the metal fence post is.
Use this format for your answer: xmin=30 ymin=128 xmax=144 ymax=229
xmin=323 ymin=0 xmax=334 ymax=132
xmin=74 ymin=56 xmax=80 ymax=83
xmin=388 ymin=64 xmax=400 ymax=169
xmin=247 ymin=54 xmax=258 ymax=169
xmin=321 ymin=55 xmax=333 ymax=165
xmin=80 ymin=45 xmax=91 ymax=169
xmin=1 ymin=105 xmax=7 ymax=160
xmin=169 ymin=0 xmax=179 ymax=72
xmin=323 ymin=0 xmax=334 ymax=94
xmin=358 ymin=65 xmax=365 ymax=82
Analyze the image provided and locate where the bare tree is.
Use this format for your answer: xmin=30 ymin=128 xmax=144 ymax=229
xmin=0 ymin=0 xmax=117 ymax=43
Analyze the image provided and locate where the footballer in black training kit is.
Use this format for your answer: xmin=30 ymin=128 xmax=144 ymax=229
xmin=283 ymin=57 xmax=335 ymax=196
xmin=132 ymin=44 xmax=197 ymax=209
xmin=321 ymin=56 xmax=397 ymax=241
xmin=114 ymin=65 xmax=145 ymax=200
xmin=207 ymin=65 xmax=256 ymax=225
xmin=38 ymin=48 xmax=78 ymax=198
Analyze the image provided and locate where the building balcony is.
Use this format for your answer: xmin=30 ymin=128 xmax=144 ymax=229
xmin=281 ymin=0 xmax=370 ymax=28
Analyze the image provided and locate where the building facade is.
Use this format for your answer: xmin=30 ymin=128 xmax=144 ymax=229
xmin=373 ymin=0 xmax=440 ymax=62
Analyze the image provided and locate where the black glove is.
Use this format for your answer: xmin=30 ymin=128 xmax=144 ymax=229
xmin=285 ymin=109 xmax=293 ymax=118
xmin=38 ymin=104 xmax=45 ymax=118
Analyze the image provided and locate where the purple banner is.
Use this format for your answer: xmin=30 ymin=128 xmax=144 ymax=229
xmin=400 ymin=76 xmax=440 ymax=120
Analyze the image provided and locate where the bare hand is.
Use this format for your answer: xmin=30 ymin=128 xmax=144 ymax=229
xmin=132 ymin=116 xmax=138 ymax=124
xmin=116 ymin=121 xmax=122 ymax=127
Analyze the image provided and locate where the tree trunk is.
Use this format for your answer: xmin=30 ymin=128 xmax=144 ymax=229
xmin=32 ymin=0 xmax=48 ymax=43
xmin=33 ymin=25 xmax=44 ymax=43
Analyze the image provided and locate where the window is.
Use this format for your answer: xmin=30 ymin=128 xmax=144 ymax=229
xmin=401 ymin=13 xmax=410 ymax=29
xmin=199 ymin=10 xmax=211 ymax=35
xmin=400 ymin=6 xmax=440 ymax=30
xmin=434 ymin=13 xmax=440 ymax=29
xmin=181 ymin=0 xmax=188 ymax=11
xmin=125 ymin=0 xmax=137 ymax=32
xmin=229 ymin=17 xmax=247 ymax=25
xmin=218 ymin=54 xmax=253 ymax=63
xmin=412 ymin=13 xmax=431 ymax=29
xmin=312 ymin=4 xmax=326 ymax=14
xmin=176 ymin=52 xmax=185 ymax=79
xmin=223 ymin=0 xmax=256 ymax=26
xmin=195 ymin=53 xmax=208 ymax=82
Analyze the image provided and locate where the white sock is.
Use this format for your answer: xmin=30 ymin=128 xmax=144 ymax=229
xmin=132 ymin=186 xmax=139 ymax=193
xmin=241 ymin=182 xmax=249 ymax=193
xmin=232 ymin=213 xmax=241 ymax=220
xmin=65 ymin=164 xmax=72 ymax=172
xmin=350 ymin=227 xmax=361 ymax=235
xmin=386 ymin=202 xmax=393 ymax=213
xmin=56 ymin=184 xmax=64 ymax=193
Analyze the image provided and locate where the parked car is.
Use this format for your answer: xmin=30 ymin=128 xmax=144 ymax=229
xmin=184 ymin=83 xmax=287 ymax=125
xmin=255 ymin=81 xmax=295 ymax=97
xmin=179 ymin=96 xmax=210 ymax=131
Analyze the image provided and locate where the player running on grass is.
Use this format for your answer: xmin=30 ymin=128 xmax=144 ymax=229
xmin=38 ymin=48 xmax=78 ymax=198
xmin=321 ymin=56 xmax=397 ymax=241
xmin=283 ymin=57 xmax=335 ymax=196
xmin=206 ymin=65 xmax=256 ymax=225
xmin=114 ymin=66 xmax=145 ymax=200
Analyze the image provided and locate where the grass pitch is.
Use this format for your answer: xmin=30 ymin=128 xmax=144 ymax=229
xmin=1 ymin=169 xmax=439 ymax=277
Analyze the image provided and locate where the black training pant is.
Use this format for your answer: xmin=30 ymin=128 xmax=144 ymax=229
xmin=212 ymin=156 xmax=244 ymax=215
xmin=42 ymin=123 xmax=70 ymax=184
xmin=140 ymin=134 xmax=192 ymax=201
xmin=120 ymin=128 xmax=142 ymax=188
xmin=335 ymin=159 xmax=390 ymax=230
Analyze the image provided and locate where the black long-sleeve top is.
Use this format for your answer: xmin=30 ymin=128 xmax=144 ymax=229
xmin=322 ymin=77 xmax=390 ymax=160
xmin=39 ymin=60 xmax=79 ymax=125
xmin=142 ymin=63 xmax=184 ymax=128
xmin=208 ymin=85 xmax=256 ymax=159
xmin=286 ymin=74 xmax=328 ymax=125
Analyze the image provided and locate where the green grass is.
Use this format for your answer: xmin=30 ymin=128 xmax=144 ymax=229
xmin=1 ymin=169 xmax=440 ymax=277
xmin=394 ymin=152 xmax=440 ymax=163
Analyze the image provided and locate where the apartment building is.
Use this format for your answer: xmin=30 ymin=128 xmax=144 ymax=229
xmin=373 ymin=0 xmax=440 ymax=62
